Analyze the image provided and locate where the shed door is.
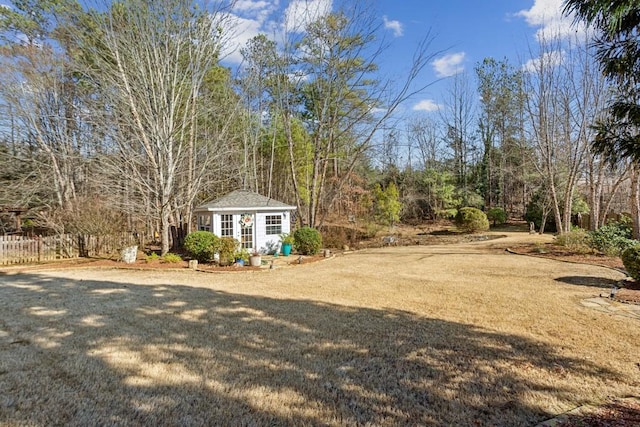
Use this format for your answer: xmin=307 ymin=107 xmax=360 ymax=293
xmin=239 ymin=213 xmax=255 ymax=251
xmin=241 ymin=223 xmax=253 ymax=251
xmin=220 ymin=214 xmax=234 ymax=238
xmin=221 ymin=213 xmax=255 ymax=251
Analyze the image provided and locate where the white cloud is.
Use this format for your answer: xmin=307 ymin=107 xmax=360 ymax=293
xmin=233 ymin=0 xmax=271 ymax=13
xmin=231 ymin=0 xmax=277 ymax=24
xmin=219 ymin=13 xmax=265 ymax=64
xmin=218 ymin=0 xmax=279 ymax=64
xmin=383 ymin=16 xmax=403 ymax=37
xmin=283 ymin=0 xmax=332 ymax=33
xmin=515 ymin=0 xmax=585 ymax=41
xmin=412 ymin=99 xmax=441 ymax=112
xmin=522 ymin=49 xmax=565 ymax=73
xmin=432 ymin=52 xmax=465 ymax=77
xmin=220 ymin=0 xmax=336 ymax=64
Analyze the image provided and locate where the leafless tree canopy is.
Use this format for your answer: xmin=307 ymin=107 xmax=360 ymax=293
xmin=0 ymin=0 xmax=636 ymax=243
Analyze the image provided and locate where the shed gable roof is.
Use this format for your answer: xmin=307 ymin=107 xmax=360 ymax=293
xmin=195 ymin=190 xmax=295 ymax=211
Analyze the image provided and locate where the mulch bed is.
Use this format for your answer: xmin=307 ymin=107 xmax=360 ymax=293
xmin=508 ymin=244 xmax=625 ymax=270
xmin=0 ymin=255 xmax=325 ymax=273
xmin=614 ymin=279 xmax=640 ymax=304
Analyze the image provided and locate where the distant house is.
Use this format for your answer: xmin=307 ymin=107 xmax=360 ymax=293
xmin=193 ymin=190 xmax=296 ymax=254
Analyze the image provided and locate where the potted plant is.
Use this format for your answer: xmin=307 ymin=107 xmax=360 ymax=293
xmin=279 ymin=233 xmax=294 ymax=256
xmin=234 ymin=248 xmax=249 ymax=266
xmin=249 ymin=251 xmax=262 ymax=267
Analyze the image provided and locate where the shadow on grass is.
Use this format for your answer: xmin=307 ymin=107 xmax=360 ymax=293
xmin=555 ymin=276 xmax=620 ymax=288
xmin=0 ymin=272 xmax=624 ymax=426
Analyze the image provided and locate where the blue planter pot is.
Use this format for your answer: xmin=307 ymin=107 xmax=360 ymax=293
xmin=281 ymin=243 xmax=292 ymax=256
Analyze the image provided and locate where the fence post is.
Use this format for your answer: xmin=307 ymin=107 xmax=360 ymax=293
xmin=38 ymin=235 xmax=43 ymax=262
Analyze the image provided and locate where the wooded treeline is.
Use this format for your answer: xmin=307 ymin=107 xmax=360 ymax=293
xmin=1 ymin=0 xmax=638 ymax=253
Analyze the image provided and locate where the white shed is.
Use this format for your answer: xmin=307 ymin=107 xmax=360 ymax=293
xmin=193 ymin=190 xmax=296 ymax=254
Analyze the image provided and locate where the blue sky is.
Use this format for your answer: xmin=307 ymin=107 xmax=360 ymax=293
xmin=0 ymin=0 xmax=578 ymax=113
xmin=0 ymin=0 xmax=577 ymax=113
xmin=223 ymin=0 xmax=581 ymax=114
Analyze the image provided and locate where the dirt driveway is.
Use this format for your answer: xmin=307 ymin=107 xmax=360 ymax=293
xmin=1 ymin=232 xmax=638 ymax=426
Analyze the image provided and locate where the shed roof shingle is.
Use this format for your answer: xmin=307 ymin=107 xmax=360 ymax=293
xmin=195 ymin=190 xmax=296 ymax=211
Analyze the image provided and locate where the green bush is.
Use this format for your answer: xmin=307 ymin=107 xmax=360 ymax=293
xmin=462 ymin=192 xmax=485 ymax=210
xmin=233 ymin=248 xmax=249 ymax=263
xmin=145 ymin=252 xmax=160 ymax=263
xmin=454 ymin=207 xmax=489 ymax=233
xmin=184 ymin=231 xmax=220 ymax=262
xmin=589 ymin=217 xmax=635 ymax=256
xmin=293 ymin=227 xmax=323 ymax=255
xmin=487 ymin=207 xmax=507 ymax=226
xmin=555 ymin=228 xmax=592 ymax=253
xmin=218 ymin=237 xmax=239 ymax=265
xmin=363 ymin=222 xmax=382 ymax=239
xmin=279 ymin=233 xmax=294 ymax=245
xmin=373 ymin=182 xmax=402 ymax=226
xmin=621 ymin=245 xmax=640 ymax=280
xmin=436 ymin=208 xmax=457 ymax=220
xmin=524 ymin=190 xmax=556 ymax=232
xmin=162 ymin=253 xmax=182 ymax=263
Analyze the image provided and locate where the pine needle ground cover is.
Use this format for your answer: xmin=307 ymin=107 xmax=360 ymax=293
xmin=1 ymin=233 xmax=638 ymax=426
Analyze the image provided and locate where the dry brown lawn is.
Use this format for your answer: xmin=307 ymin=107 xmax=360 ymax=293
xmin=1 ymin=231 xmax=638 ymax=426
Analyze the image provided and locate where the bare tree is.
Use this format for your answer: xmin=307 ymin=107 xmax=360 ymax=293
xmin=585 ymin=148 xmax=629 ymax=229
xmin=81 ymin=0 xmax=235 ymax=254
xmin=408 ymin=116 xmax=442 ymax=170
xmin=631 ymin=164 xmax=640 ymax=240
xmin=239 ymin=34 xmax=282 ymax=197
xmin=523 ymin=33 xmax=608 ymax=233
xmin=0 ymin=1 xmax=100 ymax=233
xmin=439 ymin=71 xmax=477 ymax=206
xmin=271 ymin=1 xmax=440 ymax=227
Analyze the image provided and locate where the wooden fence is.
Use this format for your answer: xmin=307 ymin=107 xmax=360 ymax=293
xmin=0 ymin=232 xmax=144 ymax=266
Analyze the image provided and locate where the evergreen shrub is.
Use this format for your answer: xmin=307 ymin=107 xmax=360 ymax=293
xmin=184 ymin=231 xmax=220 ymax=263
xmin=145 ymin=252 xmax=160 ymax=263
xmin=621 ymin=245 xmax=640 ymax=280
xmin=455 ymin=207 xmax=489 ymax=233
xmin=555 ymin=228 xmax=592 ymax=253
xmin=294 ymin=227 xmax=323 ymax=255
xmin=487 ymin=207 xmax=507 ymax=226
xmin=162 ymin=253 xmax=182 ymax=263
xmin=589 ymin=217 xmax=635 ymax=256
xmin=218 ymin=237 xmax=239 ymax=265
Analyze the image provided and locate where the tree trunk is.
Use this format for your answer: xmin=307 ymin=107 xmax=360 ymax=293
xmin=160 ymin=204 xmax=171 ymax=255
xmin=631 ymin=163 xmax=640 ymax=240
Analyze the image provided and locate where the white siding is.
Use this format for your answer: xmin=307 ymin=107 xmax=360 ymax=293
xmin=201 ymin=208 xmax=294 ymax=254
xmin=255 ymin=212 xmax=272 ymax=253
xmin=281 ymin=213 xmax=291 ymax=234
xmin=255 ymin=211 xmax=291 ymax=254
xmin=212 ymin=213 xmax=221 ymax=236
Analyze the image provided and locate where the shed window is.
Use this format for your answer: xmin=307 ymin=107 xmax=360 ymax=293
xmin=265 ymin=215 xmax=282 ymax=235
xmin=198 ymin=215 xmax=211 ymax=231
xmin=221 ymin=214 xmax=233 ymax=237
